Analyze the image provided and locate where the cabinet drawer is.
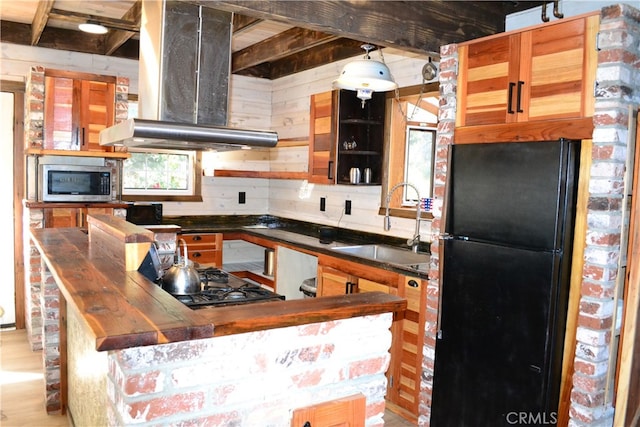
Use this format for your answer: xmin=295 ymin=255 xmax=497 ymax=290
xmin=357 ymin=278 xmax=390 ymax=294
xmin=187 ymin=249 xmax=222 ymax=266
xmin=181 ymin=233 xmax=222 ymax=249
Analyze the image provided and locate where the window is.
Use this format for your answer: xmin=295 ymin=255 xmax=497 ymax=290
xmin=403 ymin=126 xmax=436 ymax=204
xmin=381 ymin=82 xmax=438 ymax=217
xmin=122 ymin=149 xmax=203 ymax=202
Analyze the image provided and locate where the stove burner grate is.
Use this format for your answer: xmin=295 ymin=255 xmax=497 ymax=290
xmin=199 ymin=267 xmax=229 ymax=284
xmin=173 ymin=268 xmax=285 ymax=309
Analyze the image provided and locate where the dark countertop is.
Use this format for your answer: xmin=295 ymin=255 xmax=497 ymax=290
xmin=164 ymin=214 xmax=430 ymax=278
xmin=30 ymin=226 xmax=407 ymax=352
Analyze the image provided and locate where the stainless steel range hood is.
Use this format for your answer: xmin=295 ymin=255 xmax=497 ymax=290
xmin=100 ymin=0 xmax=277 ymax=151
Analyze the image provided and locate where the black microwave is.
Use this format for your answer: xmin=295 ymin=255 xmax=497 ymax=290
xmin=39 ymin=164 xmax=113 ymax=202
xmin=126 ymin=203 xmax=163 ymax=225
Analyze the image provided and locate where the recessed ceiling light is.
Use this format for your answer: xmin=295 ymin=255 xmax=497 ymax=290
xmin=78 ymin=22 xmax=108 ymax=34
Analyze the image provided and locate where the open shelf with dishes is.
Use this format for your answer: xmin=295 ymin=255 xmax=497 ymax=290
xmin=335 ymin=89 xmax=385 ymax=185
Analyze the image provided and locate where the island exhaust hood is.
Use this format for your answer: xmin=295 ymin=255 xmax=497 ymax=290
xmin=100 ymin=1 xmax=278 ymax=151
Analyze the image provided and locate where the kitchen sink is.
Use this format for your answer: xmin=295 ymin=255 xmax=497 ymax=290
xmin=331 ymin=244 xmax=428 ymax=268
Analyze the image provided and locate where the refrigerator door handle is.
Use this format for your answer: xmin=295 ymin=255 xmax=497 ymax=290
xmin=436 ymin=237 xmax=446 ymax=339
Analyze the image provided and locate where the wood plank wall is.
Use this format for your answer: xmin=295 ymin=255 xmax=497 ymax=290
xmin=2 ymin=43 xmax=434 ymax=244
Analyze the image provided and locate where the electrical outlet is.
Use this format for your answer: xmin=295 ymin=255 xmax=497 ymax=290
xmin=345 ymin=200 xmax=351 ymax=215
xmin=239 ymin=192 xmax=246 ymax=204
xmin=320 ymin=197 xmax=326 ymax=211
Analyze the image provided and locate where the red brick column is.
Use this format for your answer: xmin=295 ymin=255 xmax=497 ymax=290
xmin=40 ymin=261 xmax=62 ymax=414
xmin=420 ymin=42 xmax=457 ymax=426
xmin=570 ymin=4 xmax=640 ymax=426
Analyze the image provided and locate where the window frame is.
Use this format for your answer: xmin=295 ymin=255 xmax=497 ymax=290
xmin=402 ymin=125 xmax=436 ymax=204
xmin=121 ymin=148 xmax=203 ymax=203
xmin=380 ymin=82 xmax=439 ymax=220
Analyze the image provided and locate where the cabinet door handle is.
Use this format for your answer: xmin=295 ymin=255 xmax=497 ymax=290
xmin=408 ymin=279 xmax=419 ymax=288
xmin=327 ymin=160 xmax=334 ymax=180
xmin=507 ymin=82 xmax=516 ymax=114
xmin=345 ymin=281 xmax=355 ymax=294
xmin=192 ymin=235 xmax=202 ymax=241
xmin=81 ymin=127 xmax=86 ymax=147
xmin=192 ymin=252 xmax=201 ymax=258
xmin=516 ymin=81 xmax=524 ymax=113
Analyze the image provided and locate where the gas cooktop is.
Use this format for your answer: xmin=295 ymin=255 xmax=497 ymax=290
xmin=171 ymin=267 xmax=285 ymax=309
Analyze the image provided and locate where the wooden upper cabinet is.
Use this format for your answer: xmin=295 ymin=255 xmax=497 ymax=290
xmin=308 ymin=90 xmax=337 ymax=184
xmin=44 ymin=70 xmax=116 ymax=152
xmin=456 ymin=13 xmax=599 ymax=127
xmin=308 ymin=89 xmax=386 ymax=185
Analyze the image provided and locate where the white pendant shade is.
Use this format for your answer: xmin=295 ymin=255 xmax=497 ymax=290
xmin=333 ymin=58 xmax=398 ymax=92
xmin=78 ymin=22 xmax=108 ymax=34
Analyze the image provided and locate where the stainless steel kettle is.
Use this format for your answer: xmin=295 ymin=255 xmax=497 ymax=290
xmin=161 ymin=239 xmax=201 ymax=295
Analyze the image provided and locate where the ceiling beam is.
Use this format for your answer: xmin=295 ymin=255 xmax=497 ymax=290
xmin=104 ymin=0 xmax=142 ymax=56
xmin=48 ymin=8 xmax=140 ymax=32
xmin=232 ymin=27 xmax=340 ymax=72
xmin=196 ymin=0 xmax=509 ymax=55
xmin=31 ymin=0 xmax=54 ymax=45
xmin=232 ymin=14 xmax=263 ymax=34
xmin=0 ymin=20 xmax=138 ymax=60
xmin=267 ymin=38 xmax=366 ymax=80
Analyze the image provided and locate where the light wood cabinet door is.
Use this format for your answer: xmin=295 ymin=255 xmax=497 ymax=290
xmin=79 ymin=79 xmax=115 ymax=152
xmin=457 ymin=14 xmax=598 ymax=127
xmin=386 ymin=275 xmax=426 ymax=419
xmin=356 ymin=278 xmax=390 ymax=294
xmin=43 ymin=207 xmax=114 ymax=228
xmin=44 ymin=70 xmax=116 ymax=152
xmin=308 ymin=90 xmax=337 ymax=185
xmin=518 ymin=14 xmax=598 ymax=123
xmin=317 ymin=265 xmax=356 ymax=296
xmin=291 ymin=393 xmax=366 ymax=427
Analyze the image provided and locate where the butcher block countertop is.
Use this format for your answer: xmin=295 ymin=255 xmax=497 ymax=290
xmin=30 ymin=225 xmax=406 ymax=352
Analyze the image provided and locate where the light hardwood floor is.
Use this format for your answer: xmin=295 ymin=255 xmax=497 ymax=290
xmin=1 ymin=329 xmax=416 ymax=426
xmin=1 ymin=329 xmax=70 ymax=426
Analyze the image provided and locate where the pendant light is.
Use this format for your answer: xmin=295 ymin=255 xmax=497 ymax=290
xmin=333 ymin=44 xmax=398 ymax=107
xmin=79 ymin=21 xmax=108 ymax=34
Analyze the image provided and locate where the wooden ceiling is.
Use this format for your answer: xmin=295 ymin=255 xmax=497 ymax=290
xmin=0 ymin=1 xmax=545 ymax=80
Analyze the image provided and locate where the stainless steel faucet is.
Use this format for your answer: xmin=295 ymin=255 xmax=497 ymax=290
xmin=384 ymin=182 xmax=422 ymax=253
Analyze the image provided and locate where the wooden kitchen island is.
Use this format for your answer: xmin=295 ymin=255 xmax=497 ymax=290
xmin=29 ymin=215 xmax=406 ymax=426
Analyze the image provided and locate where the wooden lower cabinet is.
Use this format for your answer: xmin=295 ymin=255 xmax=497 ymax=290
xmin=180 ymin=233 xmax=223 ymax=267
xmin=315 ymin=259 xmax=425 ymax=422
xmin=386 ymin=275 xmax=427 ymax=421
xmin=317 ymin=265 xmax=357 ymax=296
xmin=44 ymin=207 xmax=114 ymax=228
xmin=317 ymin=266 xmax=391 ymax=296
xmin=290 ymin=393 xmax=366 ymax=427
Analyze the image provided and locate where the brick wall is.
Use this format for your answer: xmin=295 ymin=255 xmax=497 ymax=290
xmin=68 ymin=312 xmax=393 ymax=426
xmin=427 ymin=4 xmax=640 ymax=427
xmin=40 ymin=259 xmax=61 ymax=414
xmin=573 ymin=4 xmax=639 ymax=426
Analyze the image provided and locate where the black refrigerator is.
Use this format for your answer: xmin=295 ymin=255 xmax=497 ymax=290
xmin=430 ymin=139 xmax=579 ymax=426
